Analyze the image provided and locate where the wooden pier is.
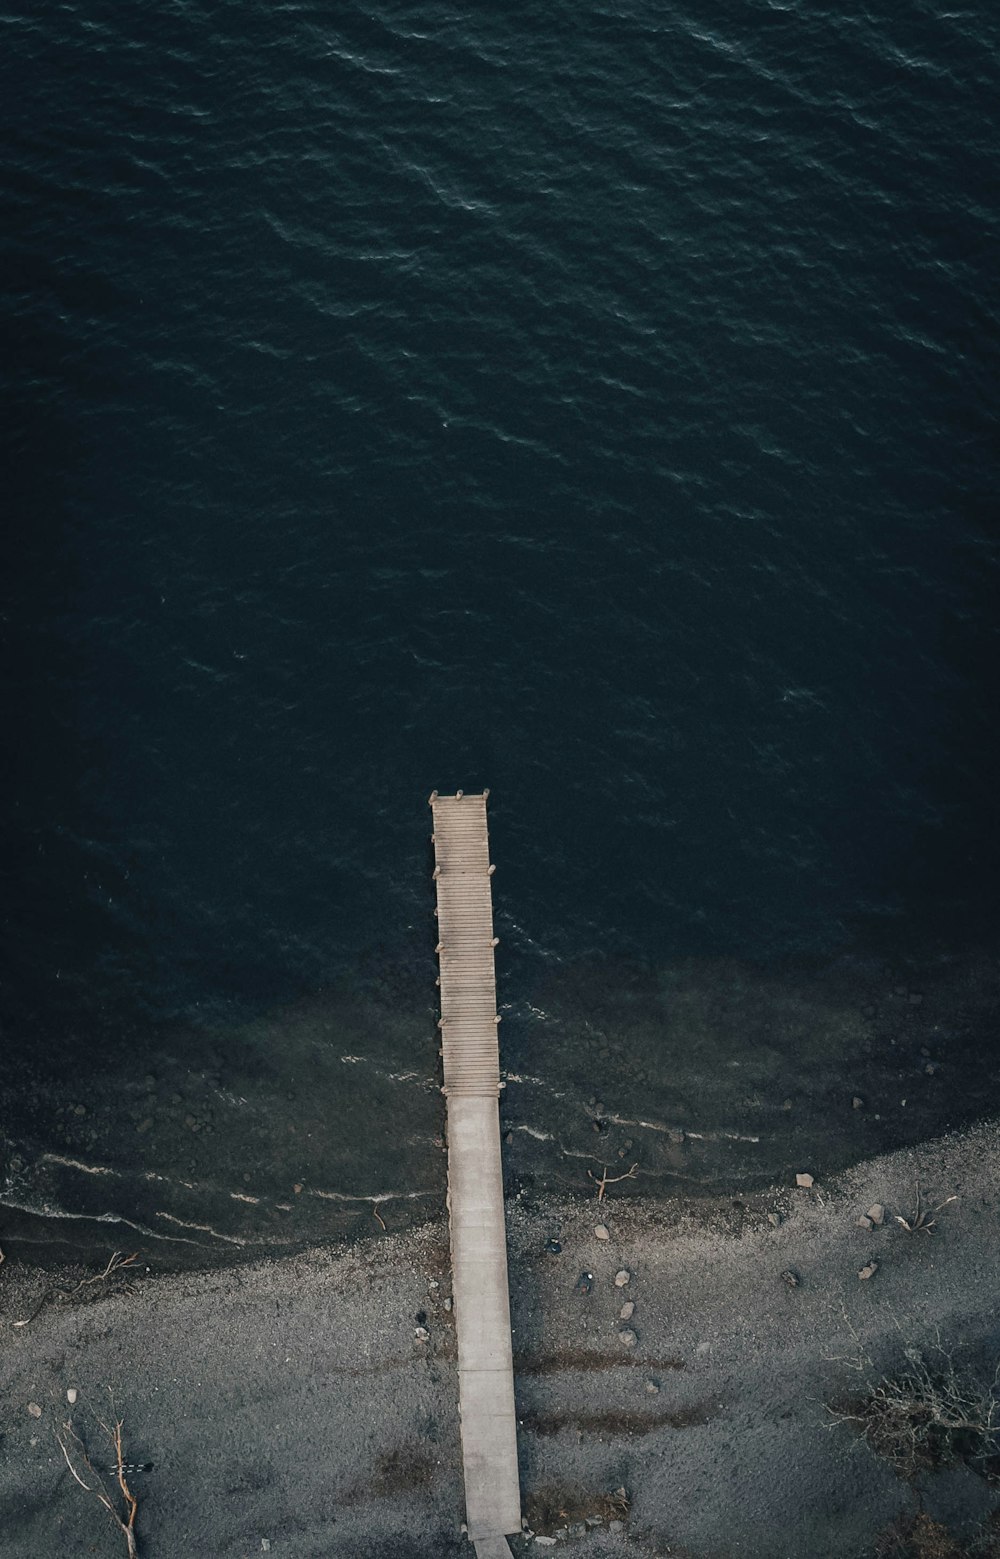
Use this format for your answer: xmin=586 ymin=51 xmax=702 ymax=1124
xmin=430 ymin=791 xmax=521 ymax=1551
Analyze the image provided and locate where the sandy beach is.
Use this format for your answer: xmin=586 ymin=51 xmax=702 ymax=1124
xmin=2 ymin=1118 xmax=999 ymax=1557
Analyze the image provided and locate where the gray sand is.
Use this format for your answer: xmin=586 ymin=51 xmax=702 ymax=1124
xmin=2 ymin=1121 xmax=999 ymax=1557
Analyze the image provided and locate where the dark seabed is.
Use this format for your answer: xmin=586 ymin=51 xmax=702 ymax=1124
xmin=2 ymin=0 xmax=998 ymax=1265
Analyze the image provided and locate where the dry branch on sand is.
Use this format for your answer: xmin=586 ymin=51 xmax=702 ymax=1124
xmin=13 ymin=1251 xmax=140 ymax=1328
xmin=894 ymin=1180 xmax=958 ymax=1236
xmin=55 ymin=1395 xmax=142 ymax=1558
xmin=829 ymin=1333 xmax=1000 ymax=1482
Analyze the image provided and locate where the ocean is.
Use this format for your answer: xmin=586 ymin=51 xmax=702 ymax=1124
xmin=2 ymin=0 xmax=998 ymax=1265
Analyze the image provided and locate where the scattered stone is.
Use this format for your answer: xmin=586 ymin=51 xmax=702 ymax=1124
xmin=594 ymin=1224 xmax=610 ymax=1241
xmin=293 ymin=1183 xmax=303 ymax=1195
xmin=925 ymin=1062 xmax=937 ymax=1075
xmin=618 ymin=1328 xmax=638 ymax=1347
xmin=261 ymin=1543 xmax=271 ymax=1554
xmin=766 ymin=1211 xmax=781 ymax=1228
xmin=668 ymin=1127 xmax=685 ymax=1144
xmin=443 ymin=1297 xmax=452 ymax=1312
xmin=857 ymin=1215 xmax=874 ymax=1230
xmin=414 ymin=1326 xmax=430 ymax=1342
xmin=585 ymin=1515 xmax=604 ymax=1528
xmin=858 ymin=1261 xmax=879 ymax=1281
xmin=867 ymin=1204 xmax=885 ymax=1226
xmin=782 ymin=1098 xmax=794 ymax=1111
xmin=614 ymin=1269 xmax=630 ymax=1287
xmin=645 ymin=1379 xmax=660 ymax=1394
xmin=594 ymin=1102 xmax=605 ymax=1115
xmin=795 ymin=1172 xmax=814 ymax=1188
xmin=184 ymin=1114 xmax=199 ymax=1132
xmin=544 ymin=1237 xmax=562 ymax=1254
xmin=620 ymin=1301 xmax=635 ymax=1320
xmin=73 ymin=1104 xmax=87 ymax=1117
xmin=66 ymin=1388 xmax=78 ymax=1405
xmin=852 ymin=1096 xmax=864 ymax=1109
xmin=609 ymin=1520 xmax=624 ymax=1534
xmin=534 ymin=1539 xmax=558 ymax=1548
xmin=135 ymin=1118 xmax=154 ymax=1135
xmin=780 ymin=1269 xmax=801 ymax=1288
xmin=27 ymin=1402 xmax=42 ymax=1418
xmin=569 ymin=1525 xmax=587 ymax=1538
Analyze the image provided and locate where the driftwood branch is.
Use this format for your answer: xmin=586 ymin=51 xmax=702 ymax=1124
xmin=55 ymin=1394 xmax=141 ymax=1558
xmin=14 ymin=1251 xmax=140 ymax=1328
xmin=587 ymin=1163 xmax=639 ymax=1202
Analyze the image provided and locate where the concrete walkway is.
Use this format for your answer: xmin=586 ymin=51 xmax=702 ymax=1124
xmin=430 ymin=791 xmax=521 ymax=1544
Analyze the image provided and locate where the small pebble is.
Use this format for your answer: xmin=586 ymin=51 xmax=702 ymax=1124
xmin=780 ymin=1269 xmax=801 ymax=1288
xmin=27 ymin=1402 xmax=42 ymax=1419
xmin=795 ymin=1172 xmax=814 ymax=1188
xmin=618 ymin=1328 xmax=638 ymax=1347
xmin=852 ymin=1096 xmax=864 ymax=1109
xmin=609 ymin=1520 xmax=624 ymax=1534
xmin=443 ymin=1297 xmax=452 ymax=1312
xmin=766 ymin=1211 xmax=781 ymax=1228
xmin=594 ymin=1224 xmax=610 ymax=1241
xmin=867 ymin=1204 xmax=885 ymax=1226
xmin=645 ymin=1379 xmax=660 ymax=1394
xmin=858 ymin=1261 xmax=879 ymax=1281
xmin=620 ymin=1301 xmax=635 ymax=1320
xmin=857 ymin=1215 xmax=874 ymax=1230
xmin=66 ymin=1388 xmax=78 ymax=1405
xmin=414 ymin=1326 xmax=430 ymax=1342
xmin=614 ymin=1269 xmax=630 ymax=1287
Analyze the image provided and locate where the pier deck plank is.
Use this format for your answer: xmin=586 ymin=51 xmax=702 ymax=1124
xmin=431 ymin=792 xmax=521 ymax=1542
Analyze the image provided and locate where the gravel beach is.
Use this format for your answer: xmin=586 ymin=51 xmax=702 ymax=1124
xmin=2 ymin=1119 xmax=999 ymax=1557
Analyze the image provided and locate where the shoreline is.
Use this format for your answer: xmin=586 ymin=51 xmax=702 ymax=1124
xmin=3 ymin=1118 xmax=999 ymax=1556
xmin=4 ymin=940 xmax=1000 ymax=1279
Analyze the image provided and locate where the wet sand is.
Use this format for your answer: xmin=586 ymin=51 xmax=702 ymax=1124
xmin=2 ymin=1118 xmax=998 ymax=1557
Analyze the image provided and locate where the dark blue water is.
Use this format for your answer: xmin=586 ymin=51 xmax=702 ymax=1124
xmin=3 ymin=0 xmax=998 ymax=1263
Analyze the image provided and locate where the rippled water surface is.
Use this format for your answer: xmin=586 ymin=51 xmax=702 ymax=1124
xmin=2 ymin=0 xmax=998 ymax=1262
